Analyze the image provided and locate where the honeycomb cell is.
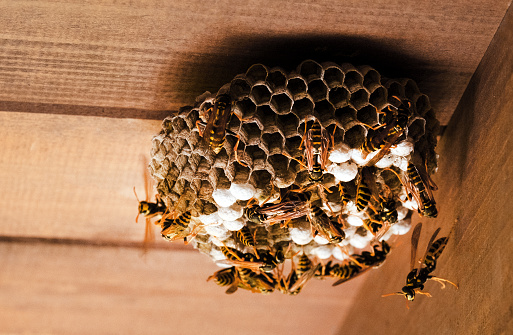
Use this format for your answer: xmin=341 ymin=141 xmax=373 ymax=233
xmin=255 ymin=105 xmax=277 ymax=133
xmin=240 ymin=122 xmax=262 ymax=145
xmin=357 ymin=105 xmax=379 ymax=127
xmin=250 ymin=84 xmax=272 ymax=105
xmin=344 ymin=70 xmax=364 ymax=92
xmin=246 ymin=63 xmax=268 ymax=85
xmin=313 ymin=99 xmax=336 ymax=126
xmin=324 ymin=66 xmax=344 ymax=89
xmin=197 ymin=180 xmax=213 ymax=200
xmin=245 ymin=145 xmax=267 ymax=169
xmin=262 ymin=132 xmax=285 ymax=155
xmin=234 ymin=98 xmax=257 ymax=119
xmin=386 ymin=81 xmax=405 ymax=99
xmin=369 ymin=86 xmax=387 ymax=109
xmin=249 ymin=169 xmax=273 ymax=193
xmin=335 ymin=106 xmax=358 ymax=128
xmin=276 ymin=113 xmax=299 ymax=138
xmin=298 ymin=59 xmax=323 ymax=82
xmin=285 ymin=135 xmax=303 ymax=158
xmin=287 ymin=77 xmax=308 ymax=100
xmin=407 ymin=117 xmax=426 ymax=141
xmin=267 ymin=69 xmax=287 ymax=91
xmin=230 ymin=76 xmax=251 ymax=99
xmin=291 ymin=98 xmax=314 ymax=120
xmin=329 ymin=86 xmax=350 ymax=108
xmin=307 ymin=79 xmax=328 ymax=102
xmin=270 ymin=93 xmax=293 ymax=114
xmin=171 ymin=117 xmax=187 ymax=134
xmin=404 ymin=79 xmax=420 ymax=99
xmin=361 ymin=67 xmax=381 ymax=92
xmin=349 ymin=88 xmax=370 ymax=110
xmin=343 ymin=124 xmax=367 ymax=148
xmin=414 ymin=94 xmax=431 ymax=116
xmin=226 ymin=161 xmax=251 ymax=184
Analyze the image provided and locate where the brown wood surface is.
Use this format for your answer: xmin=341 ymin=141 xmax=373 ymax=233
xmin=0 ymin=241 xmax=366 ymax=335
xmin=337 ymin=4 xmax=513 ymax=334
xmin=0 ymin=0 xmax=511 ymax=124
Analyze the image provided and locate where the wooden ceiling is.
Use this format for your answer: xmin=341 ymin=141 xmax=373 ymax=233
xmin=1 ymin=0 xmax=512 ymax=334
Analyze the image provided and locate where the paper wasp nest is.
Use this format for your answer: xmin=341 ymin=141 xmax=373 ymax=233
xmin=148 ymin=60 xmax=440 ymax=293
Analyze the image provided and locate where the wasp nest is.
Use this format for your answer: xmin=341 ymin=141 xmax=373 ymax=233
xmin=148 ymin=60 xmax=440 ymax=294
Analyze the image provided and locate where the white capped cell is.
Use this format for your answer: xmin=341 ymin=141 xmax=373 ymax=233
xmin=210 ymin=248 xmax=228 ymax=262
xmin=346 ymin=215 xmax=364 ymax=227
xmin=390 ymin=138 xmax=414 ymax=157
xmin=212 ymin=188 xmax=237 ymax=207
xmin=374 ymin=153 xmax=395 ymax=169
xmin=222 ymin=219 xmax=245 ymax=231
xmin=198 ymin=212 xmax=222 ymax=225
xmin=393 ymin=156 xmax=409 ymax=171
xmin=217 ymin=204 xmax=244 ymax=221
xmin=314 ymin=235 xmax=330 ymax=245
xmin=311 ymin=245 xmax=333 ymax=259
xmin=378 ymin=229 xmax=394 ymax=242
xmin=332 ymin=246 xmax=350 ymax=261
xmin=229 ymin=183 xmax=256 ymax=201
xmin=349 ymin=234 xmax=371 ymax=249
xmin=203 ymin=224 xmax=231 ymax=240
xmin=329 ymin=162 xmax=358 ymax=182
xmin=391 ymin=218 xmax=412 ymax=236
xmin=350 ymin=149 xmax=378 ymax=165
xmin=290 ymin=227 xmax=313 ymax=245
xmin=397 ymin=205 xmax=410 ymax=221
xmin=329 ymin=143 xmax=351 ymax=163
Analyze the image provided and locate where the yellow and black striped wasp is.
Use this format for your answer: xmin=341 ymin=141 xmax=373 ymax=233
xmin=134 ymin=157 xmax=167 ymax=251
xmin=276 ymin=253 xmax=321 ymax=295
xmin=364 ymin=96 xmax=414 ymax=167
xmin=301 ymin=121 xmax=332 ymax=182
xmin=404 ymin=160 xmax=438 ymax=218
xmin=207 ymin=266 xmax=275 ymax=294
xmin=160 ymin=210 xmax=194 ymax=243
xmin=382 ymin=222 xmax=458 ymax=305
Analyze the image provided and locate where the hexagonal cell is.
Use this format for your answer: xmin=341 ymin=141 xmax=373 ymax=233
xmin=250 ymin=84 xmax=272 ymax=105
xmin=262 ymin=132 xmax=285 ymax=155
xmin=276 ymin=113 xmax=299 ymax=138
xmin=230 ymin=77 xmax=251 ymax=99
xmin=414 ymin=94 xmax=431 ymax=116
xmin=241 ymin=122 xmax=262 ymax=145
xmin=267 ymin=69 xmax=287 ymax=91
xmin=287 ymin=77 xmax=308 ymax=99
xmin=404 ymin=79 xmax=420 ymax=99
xmin=245 ymin=145 xmax=267 ymax=169
xmin=329 ymin=86 xmax=350 ymax=108
xmin=291 ymin=98 xmax=314 ymax=120
xmin=369 ymin=86 xmax=387 ymax=109
xmin=197 ymin=180 xmax=214 ymax=200
xmin=171 ymin=117 xmax=187 ymax=133
xmin=307 ymin=79 xmax=328 ymax=102
xmin=407 ymin=117 xmax=426 ymax=141
xmin=386 ymin=81 xmax=405 ymax=99
xmin=362 ymin=68 xmax=381 ymax=92
xmin=268 ymin=154 xmax=295 ymax=188
xmin=225 ymin=161 xmax=251 ymax=184
xmin=344 ymin=70 xmax=364 ymax=92
xmin=255 ymin=105 xmax=277 ymax=133
xmin=285 ymin=135 xmax=303 ymax=158
xmin=343 ymin=124 xmax=366 ymax=148
xmin=249 ymin=169 xmax=273 ymax=189
xmin=298 ymin=60 xmax=323 ymax=82
xmin=327 ymin=124 xmax=345 ymax=145
xmin=314 ymin=99 xmax=336 ymax=125
xmin=357 ymin=105 xmax=379 ymax=127
xmin=324 ymin=66 xmax=344 ymax=89
xmin=208 ymin=167 xmax=230 ymax=190
xmin=270 ymin=93 xmax=293 ymax=114
xmin=245 ymin=63 xmax=269 ymax=85
xmin=234 ymin=98 xmax=257 ymax=119
xmin=335 ymin=106 xmax=358 ymax=128
xmin=349 ymin=88 xmax=370 ymax=110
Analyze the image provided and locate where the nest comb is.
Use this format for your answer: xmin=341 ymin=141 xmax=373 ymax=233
xmin=148 ymin=60 xmax=440 ymax=279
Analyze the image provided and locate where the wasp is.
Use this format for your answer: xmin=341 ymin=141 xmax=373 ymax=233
xmin=405 ymin=161 xmax=438 ymax=218
xmin=160 ymin=211 xmax=195 ymax=243
xmin=301 ymin=121 xmax=333 ymax=182
xmin=207 ymin=266 xmax=275 ymax=294
xmin=243 ymin=192 xmax=310 ymax=226
xmin=207 ymin=266 xmax=240 ymax=294
xmin=134 ymin=158 xmax=167 ymax=251
xmin=365 ymin=96 xmax=413 ymax=167
xmin=276 ymin=254 xmax=321 ymax=295
xmin=355 ymin=167 xmax=380 ymax=213
xmin=308 ymin=204 xmax=346 ymax=243
xmin=218 ymin=245 xmax=283 ymax=273
xmin=353 ymin=241 xmax=391 ymax=268
xmin=382 ymin=222 xmax=458 ymax=303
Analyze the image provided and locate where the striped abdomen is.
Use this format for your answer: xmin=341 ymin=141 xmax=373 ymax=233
xmin=356 ymin=180 xmax=372 ymax=211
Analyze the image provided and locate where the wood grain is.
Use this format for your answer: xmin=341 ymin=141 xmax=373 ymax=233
xmin=0 ymin=241 xmax=366 ymax=335
xmin=0 ymin=0 xmax=510 ymax=124
xmin=337 ymin=4 xmax=513 ymax=334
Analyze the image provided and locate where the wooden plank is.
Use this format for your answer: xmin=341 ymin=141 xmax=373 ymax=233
xmin=0 ymin=111 xmax=164 ymax=243
xmin=0 ymin=0 xmax=510 ymax=124
xmin=336 ymin=4 xmax=513 ymax=334
xmin=0 ymin=241 xmax=366 ymax=334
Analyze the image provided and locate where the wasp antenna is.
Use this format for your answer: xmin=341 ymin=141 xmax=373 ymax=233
xmin=381 ymin=292 xmax=403 ymax=298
